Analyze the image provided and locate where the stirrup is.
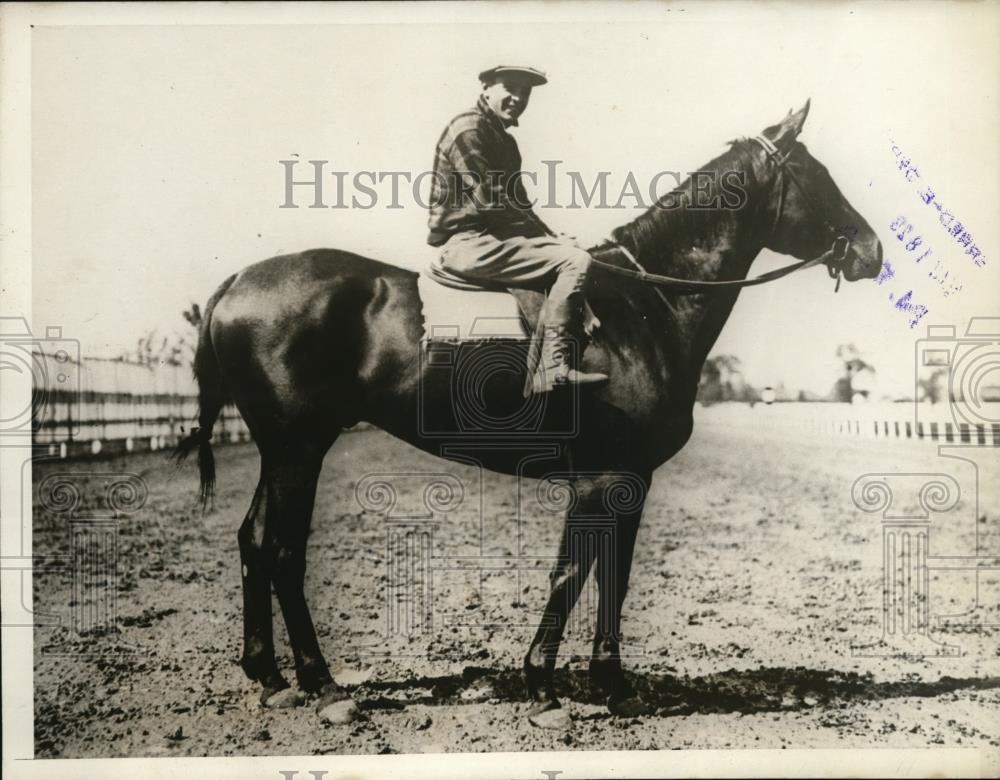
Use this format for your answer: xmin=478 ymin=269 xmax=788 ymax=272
xmin=527 ymin=326 xmax=606 ymax=395
xmin=556 ymin=368 xmax=609 ymax=386
xmin=531 ymin=365 xmax=608 ymax=394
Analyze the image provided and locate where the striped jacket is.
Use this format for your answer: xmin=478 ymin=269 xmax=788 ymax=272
xmin=427 ymin=95 xmax=552 ymax=247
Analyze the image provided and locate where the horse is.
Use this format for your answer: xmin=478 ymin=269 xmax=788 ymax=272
xmin=176 ymin=101 xmax=883 ymax=728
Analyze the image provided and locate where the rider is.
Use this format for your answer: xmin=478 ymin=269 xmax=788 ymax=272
xmin=427 ymin=65 xmax=608 ymax=394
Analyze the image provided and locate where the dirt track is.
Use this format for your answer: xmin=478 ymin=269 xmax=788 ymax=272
xmin=32 ymin=422 xmax=1000 ymax=762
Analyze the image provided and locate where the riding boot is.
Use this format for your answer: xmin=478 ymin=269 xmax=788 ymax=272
xmin=529 ymin=326 xmax=608 ymax=394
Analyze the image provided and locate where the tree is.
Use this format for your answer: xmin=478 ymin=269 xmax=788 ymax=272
xmin=917 ymin=367 xmax=948 ymax=404
xmin=698 ymin=354 xmax=752 ymax=404
xmin=182 ymin=302 xmax=202 ymax=329
xmin=832 ymin=343 xmax=876 ymax=402
xmin=117 ymin=303 xmax=201 ymax=367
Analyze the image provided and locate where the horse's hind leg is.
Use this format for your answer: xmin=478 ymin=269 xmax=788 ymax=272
xmin=263 ymin=442 xmax=359 ymax=723
xmin=237 ymin=470 xmax=294 ymax=706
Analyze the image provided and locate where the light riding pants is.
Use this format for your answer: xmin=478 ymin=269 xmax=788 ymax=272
xmin=433 ymin=230 xmax=592 ymax=336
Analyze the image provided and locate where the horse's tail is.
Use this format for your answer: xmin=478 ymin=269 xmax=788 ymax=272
xmin=173 ymin=273 xmax=237 ymax=509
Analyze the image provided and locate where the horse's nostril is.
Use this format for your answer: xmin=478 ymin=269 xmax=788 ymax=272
xmin=876 ymin=240 xmax=884 ymax=263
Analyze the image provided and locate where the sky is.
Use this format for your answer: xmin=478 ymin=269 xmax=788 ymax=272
xmin=28 ymin=3 xmax=1000 ymax=398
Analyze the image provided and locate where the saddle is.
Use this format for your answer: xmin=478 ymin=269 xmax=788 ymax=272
xmin=419 ymin=262 xmax=599 ymax=343
xmin=419 ymin=264 xmax=603 ymax=398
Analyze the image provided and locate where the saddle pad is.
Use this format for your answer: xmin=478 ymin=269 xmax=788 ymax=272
xmin=418 ymin=272 xmax=530 ymax=341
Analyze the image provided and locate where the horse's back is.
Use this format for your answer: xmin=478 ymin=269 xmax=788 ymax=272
xmin=212 ymin=248 xmax=415 ymax=327
xmin=209 ymin=248 xmax=425 ymax=434
xmin=231 ymin=248 xmax=415 ymax=292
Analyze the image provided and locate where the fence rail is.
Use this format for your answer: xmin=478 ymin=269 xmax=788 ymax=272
xmin=32 ymin=353 xmax=249 ymax=459
xmin=695 ymin=401 xmax=1000 ymax=446
xmin=31 ymin=352 xmax=1000 ymax=459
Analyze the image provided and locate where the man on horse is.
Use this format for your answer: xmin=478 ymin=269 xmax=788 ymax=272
xmin=426 ymin=65 xmax=609 ymax=393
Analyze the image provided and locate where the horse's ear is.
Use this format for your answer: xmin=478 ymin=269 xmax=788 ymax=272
xmin=762 ymin=99 xmax=811 ymax=148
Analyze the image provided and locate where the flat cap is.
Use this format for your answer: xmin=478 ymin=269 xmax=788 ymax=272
xmin=478 ymin=65 xmax=548 ymax=87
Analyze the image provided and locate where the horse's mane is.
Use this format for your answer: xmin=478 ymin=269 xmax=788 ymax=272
xmin=581 ymin=138 xmax=774 ymax=351
xmin=605 ymin=139 xmax=767 ymax=267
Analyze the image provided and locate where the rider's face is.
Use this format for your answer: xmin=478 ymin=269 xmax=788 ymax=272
xmin=482 ymin=77 xmax=532 ymax=125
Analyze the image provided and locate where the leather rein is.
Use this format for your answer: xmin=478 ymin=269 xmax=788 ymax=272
xmin=591 ymin=134 xmax=852 ymax=295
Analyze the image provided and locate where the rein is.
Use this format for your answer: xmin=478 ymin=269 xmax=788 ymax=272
xmin=591 ymin=135 xmax=851 ymax=295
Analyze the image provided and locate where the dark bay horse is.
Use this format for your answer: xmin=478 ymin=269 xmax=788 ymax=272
xmin=176 ymin=103 xmax=882 ymax=726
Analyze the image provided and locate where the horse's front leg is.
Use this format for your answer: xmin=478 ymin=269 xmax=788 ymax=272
xmin=524 ymin=473 xmax=628 ymax=727
xmin=589 ymin=471 xmax=650 ymax=715
xmin=523 ymin=516 xmax=599 ymax=728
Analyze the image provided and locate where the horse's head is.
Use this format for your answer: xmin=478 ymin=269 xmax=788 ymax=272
xmin=756 ymin=101 xmax=883 ymax=283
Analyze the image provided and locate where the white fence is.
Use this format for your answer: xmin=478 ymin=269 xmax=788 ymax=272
xmin=30 ymin=350 xmax=1000 ymax=459
xmin=695 ymin=401 xmax=1000 ymax=446
xmin=32 ymin=353 xmax=249 ymax=458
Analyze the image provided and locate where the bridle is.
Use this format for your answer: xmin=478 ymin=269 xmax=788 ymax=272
xmin=751 ymin=134 xmax=850 ymax=291
xmin=593 ymin=134 xmax=853 ymax=294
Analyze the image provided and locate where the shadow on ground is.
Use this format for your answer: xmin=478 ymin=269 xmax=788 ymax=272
xmin=353 ymin=665 xmax=1000 ymax=718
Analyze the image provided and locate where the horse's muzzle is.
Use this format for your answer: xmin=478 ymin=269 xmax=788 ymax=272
xmin=840 ymin=236 xmax=883 ymax=282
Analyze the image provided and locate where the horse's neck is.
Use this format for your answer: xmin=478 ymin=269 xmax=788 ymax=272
xmin=614 ymin=202 xmax=768 ymax=385
xmin=676 ymin=241 xmax=763 ymax=372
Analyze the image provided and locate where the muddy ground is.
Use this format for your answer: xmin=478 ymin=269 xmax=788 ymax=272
xmin=31 ymin=421 xmax=1000 ymax=763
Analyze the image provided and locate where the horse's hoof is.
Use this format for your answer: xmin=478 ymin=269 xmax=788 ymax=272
xmin=261 ymin=686 xmax=305 ymax=708
xmin=317 ymin=697 xmax=360 ymax=725
xmin=527 ymin=702 xmax=572 ymax=730
xmin=607 ymin=695 xmax=650 ymax=717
